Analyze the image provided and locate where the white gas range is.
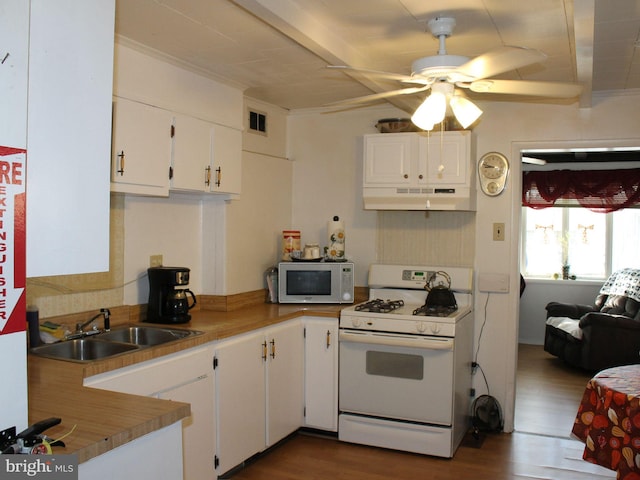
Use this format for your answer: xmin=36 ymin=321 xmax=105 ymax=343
xmin=338 ymin=264 xmax=474 ymax=458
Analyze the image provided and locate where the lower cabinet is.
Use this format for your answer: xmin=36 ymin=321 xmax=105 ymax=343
xmin=303 ymin=316 xmax=339 ymax=432
xmin=78 ymin=422 xmax=184 ymax=480
xmin=84 ymin=346 xmax=215 ymax=480
xmin=214 ymin=319 xmax=304 ymax=475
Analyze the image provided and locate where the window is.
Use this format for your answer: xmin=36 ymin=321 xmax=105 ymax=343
xmin=521 ymin=206 xmax=640 ymax=280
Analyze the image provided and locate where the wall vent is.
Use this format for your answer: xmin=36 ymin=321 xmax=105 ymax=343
xmin=248 ymin=109 xmax=267 ymax=136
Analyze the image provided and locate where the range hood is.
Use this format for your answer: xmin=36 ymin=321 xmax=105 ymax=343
xmin=363 ymin=185 xmax=475 ymax=211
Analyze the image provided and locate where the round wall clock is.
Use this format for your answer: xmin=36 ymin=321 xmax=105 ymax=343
xmin=478 ymin=152 xmax=509 ymax=196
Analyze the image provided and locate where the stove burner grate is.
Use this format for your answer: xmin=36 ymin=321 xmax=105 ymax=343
xmin=355 ymin=298 xmax=404 ymax=313
xmin=412 ymin=304 xmax=458 ymax=317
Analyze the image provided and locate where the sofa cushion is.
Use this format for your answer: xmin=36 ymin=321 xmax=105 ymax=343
xmin=546 ymin=316 xmax=583 ymax=340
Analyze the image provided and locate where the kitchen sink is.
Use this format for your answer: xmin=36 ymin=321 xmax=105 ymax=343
xmin=30 ymin=326 xmax=203 ymax=363
xmin=96 ymin=326 xmax=200 ymax=346
xmin=31 ymin=338 xmax=140 ymax=362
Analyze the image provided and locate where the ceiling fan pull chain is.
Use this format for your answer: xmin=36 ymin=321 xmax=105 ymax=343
xmin=439 ymin=125 xmax=445 ymax=176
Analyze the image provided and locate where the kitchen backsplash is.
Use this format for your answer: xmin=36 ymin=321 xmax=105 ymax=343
xmin=377 ymin=210 xmax=476 ymax=267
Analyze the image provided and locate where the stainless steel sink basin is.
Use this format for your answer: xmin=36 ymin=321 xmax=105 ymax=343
xmin=30 ymin=326 xmax=203 ymax=363
xmin=97 ymin=326 xmax=200 ymax=346
xmin=31 ymin=338 xmax=140 ymax=363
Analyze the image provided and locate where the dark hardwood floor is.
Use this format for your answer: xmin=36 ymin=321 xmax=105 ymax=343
xmin=226 ymin=344 xmax=615 ymax=479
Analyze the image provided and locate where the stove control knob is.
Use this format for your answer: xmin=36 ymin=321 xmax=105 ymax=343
xmin=416 ymin=322 xmax=427 ymax=333
xmin=430 ymin=323 xmax=441 ymax=334
xmin=351 ymin=317 xmax=362 ymax=328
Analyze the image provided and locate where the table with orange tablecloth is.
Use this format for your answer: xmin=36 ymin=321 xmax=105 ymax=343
xmin=572 ymin=365 xmax=640 ymax=480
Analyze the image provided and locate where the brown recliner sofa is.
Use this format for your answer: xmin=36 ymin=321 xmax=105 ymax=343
xmin=544 ymin=268 xmax=640 ymax=372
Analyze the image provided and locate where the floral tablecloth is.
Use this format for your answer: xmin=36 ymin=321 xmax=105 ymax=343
xmin=572 ymin=365 xmax=640 ymax=480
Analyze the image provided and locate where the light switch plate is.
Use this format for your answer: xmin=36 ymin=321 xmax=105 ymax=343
xmin=478 ymin=273 xmax=510 ymax=293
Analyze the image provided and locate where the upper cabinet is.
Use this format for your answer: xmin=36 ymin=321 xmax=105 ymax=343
xmin=26 ymin=0 xmax=115 ymax=276
xmin=111 ymin=101 xmax=241 ymax=197
xmin=210 ymin=124 xmax=242 ymax=195
xmin=170 ymin=116 xmax=242 ymax=195
xmin=111 ymin=97 xmax=172 ymax=196
xmin=362 ymin=131 xmax=475 ymax=211
xmin=171 ymin=114 xmax=213 ymax=192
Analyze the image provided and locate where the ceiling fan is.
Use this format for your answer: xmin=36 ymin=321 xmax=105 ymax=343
xmin=328 ymin=16 xmax=582 ymax=130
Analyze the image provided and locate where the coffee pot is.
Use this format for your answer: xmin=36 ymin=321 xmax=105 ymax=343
xmin=165 ymin=289 xmax=197 ymax=317
xmin=146 ymin=266 xmax=197 ymax=324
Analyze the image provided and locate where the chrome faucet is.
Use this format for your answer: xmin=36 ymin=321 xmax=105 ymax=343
xmin=75 ymin=308 xmax=111 ymax=334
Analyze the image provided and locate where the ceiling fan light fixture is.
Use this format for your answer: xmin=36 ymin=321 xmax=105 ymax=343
xmin=449 ymin=95 xmax=482 ymax=128
xmin=411 ymin=85 xmax=449 ymax=131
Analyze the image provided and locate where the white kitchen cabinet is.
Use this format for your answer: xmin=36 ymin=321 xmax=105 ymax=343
xmin=420 ymin=131 xmax=470 ymax=187
xmin=363 ymin=133 xmax=416 ymax=186
xmin=214 ymin=330 xmax=266 ymax=475
xmin=84 ymin=346 xmax=215 ymax=480
xmin=0 ymin=1 xmax=28 ymax=150
xmin=362 ymin=131 xmax=474 ymax=210
xmin=266 ymin=321 xmax=304 ymax=445
xmin=27 ymin=0 xmax=115 ymax=276
xmin=210 ymin=124 xmax=242 ymax=195
xmin=303 ymin=317 xmax=339 ymax=432
xmin=170 ymin=114 xmax=213 ymax=192
xmin=79 ymin=422 xmax=184 ymax=480
xmin=214 ymin=319 xmax=303 ymax=475
xmin=111 ymin=97 xmax=172 ymax=196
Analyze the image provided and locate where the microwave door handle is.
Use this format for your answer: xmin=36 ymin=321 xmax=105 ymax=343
xmin=339 ymin=331 xmax=453 ymax=350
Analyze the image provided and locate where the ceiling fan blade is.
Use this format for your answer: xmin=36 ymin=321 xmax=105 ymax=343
xmin=327 ymin=65 xmax=426 ymax=84
xmin=324 ymin=85 xmax=430 ymax=106
xmin=457 ymin=46 xmax=547 ymax=80
xmin=522 ymin=156 xmax=547 ymax=165
xmin=469 ymin=79 xmax=582 ymax=98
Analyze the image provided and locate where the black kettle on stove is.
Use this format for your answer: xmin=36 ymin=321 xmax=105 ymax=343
xmin=424 ymin=271 xmax=457 ymax=309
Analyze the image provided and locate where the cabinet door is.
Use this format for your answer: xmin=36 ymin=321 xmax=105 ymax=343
xmin=111 ymin=97 xmax=172 ymax=196
xmin=266 ymin=320 xmax=304 ymax=446
xmin=210 ymin=124 xmax=242 ymax=194
xmin=171 ymin=114 xmax=213 ymax=192
xmin=363 ymin=134 xmax=416 ymax=185
xmin=158 ymin=375 xmax=215 ymax=480
xmin=215 ymin=331 xmax=266 ymax=475
xmin=420 ymin=132 xmax=469 ymax=186
xmin=304 ymin=317 xmax=339 ymax=431
xmin=0 ymin=1 xmax=28 ymax=149
xmin=85 ymin=347 xmax=214 ymax=479
xmin=27 ymin=0 xmax=114 ymax=276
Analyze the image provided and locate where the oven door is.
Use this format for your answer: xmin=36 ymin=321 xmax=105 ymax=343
xmin=339 ymin=329 xmax=454 ymax=425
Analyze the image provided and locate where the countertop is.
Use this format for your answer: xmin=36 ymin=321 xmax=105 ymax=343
xmin=28 ymin=303 xmax=341 ymax=463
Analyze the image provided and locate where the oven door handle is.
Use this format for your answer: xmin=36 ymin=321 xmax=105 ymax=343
xmin=339 ymin=331 xmax=453 ymax=350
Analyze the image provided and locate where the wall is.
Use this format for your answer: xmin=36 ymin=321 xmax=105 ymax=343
xmin=519 ymin=279 xmax=601 ymax=344
xmin=114 ymin=42 xmax=247 ymax=305
xmin=224 ymin=98 xmax=292 ymax=294
xmin=287 ymin=90 xmax=640 ymax=432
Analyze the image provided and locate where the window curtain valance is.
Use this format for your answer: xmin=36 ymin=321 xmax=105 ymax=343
xmin=522 ymin=168 xmax=640 ymax=212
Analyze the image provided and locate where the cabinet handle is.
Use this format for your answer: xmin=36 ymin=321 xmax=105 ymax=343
xmin=262 ymin=341 xmax=267 ymax=361
xmin=418 ymin=174 xmax=423 ymax=179
xmin=205 ymin=166 xmax=211 ymax=186
xmin=326 ymin=330 xmax=331 ymax=348
xmin=169 ymin=166 xmax=174 ymax=180
xmin=403 ymin=174 xmax=408 ymax=179
xmin=117 ymin=151 xmax=125 ymax=175
xmin=215 ymin=167 xmax=222 ymax=187
xmin=270 ymin=339 xmax=276 ymax=359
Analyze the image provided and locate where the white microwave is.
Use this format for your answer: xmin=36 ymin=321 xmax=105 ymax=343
xmin=278 ymin=262 xmax=354 ymax=304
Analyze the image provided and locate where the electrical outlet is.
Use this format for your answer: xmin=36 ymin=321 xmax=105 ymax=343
xmin=150 ymin=254 xmax=163 ymax=267
xmin=493 ymin=222 xmax=505 ymax=241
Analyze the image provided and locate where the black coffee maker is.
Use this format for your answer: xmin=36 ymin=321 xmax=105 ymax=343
xmin=146 ymin=266 xmax=197 ymax=324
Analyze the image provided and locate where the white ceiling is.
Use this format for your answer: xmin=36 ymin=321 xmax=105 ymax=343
xmin=115 ymin=0 xmax=640 ymax=112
